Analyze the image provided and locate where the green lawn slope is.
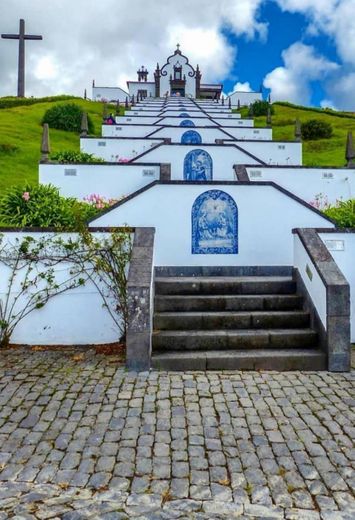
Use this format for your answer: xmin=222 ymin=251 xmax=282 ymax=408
xmin=240 ymin=102 xmax=355 ymax=167
xmin=0 ymin=97 xmax=122 ymax=193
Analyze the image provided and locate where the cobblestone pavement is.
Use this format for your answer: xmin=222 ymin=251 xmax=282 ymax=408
xmin=0 ymin=347 xmax=354 ymax=519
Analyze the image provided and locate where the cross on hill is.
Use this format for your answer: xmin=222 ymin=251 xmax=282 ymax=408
xmin=2 ymin=19 xmax=43 ymax=97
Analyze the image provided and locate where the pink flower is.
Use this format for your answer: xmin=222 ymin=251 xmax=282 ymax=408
xmin=22 ymin=192 xmax=30 ymax=202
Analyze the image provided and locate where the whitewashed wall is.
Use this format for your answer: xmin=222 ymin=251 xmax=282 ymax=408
xmin=127 ymin=82 xmax=155 ymax=97
xmin=92 ymin=183 xmax=332 ymax=266
xmin=39 ymin=163 xmax=160 ymax=199
xmin=228 ymin=91 xmax=262 ymax=106
xmin=92 ymin=86 xmax=129 ymax=103
xmin=0 ymin=231 xmax=129 ymax=345
xmin=81 ymin=138 xmax=164 ymax=161
xmin=321 ymin=232 xmax=355 ymax=342
xmin=222 ymin=128 xmax=273 ymax=140
xmin=213 ymin=118 xmax=255 ymax=128
xmin=246 ymin=167 xmax=355 ymax=204
xmin=115 ymin=116 xmax=159 ymax=125
xmin=102 ymin=125 xmax=158 ymax=138
xmin=131 ymin=144 xmax=260 ymax=177
xmin=293 ymin=234 xmax=327 ymax=328
xmin=240 ymin=142 xmax=302 ymax=165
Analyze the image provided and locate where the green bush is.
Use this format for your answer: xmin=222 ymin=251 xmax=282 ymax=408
xmin=42 ymin=103 xmax=94 ymax=133
xmin=248 ymin=100 xmax=274 ymax=117
xmin=0 ymin=184 xmax=98 ymax=229
xmin=0 ymin=95 xmax=79 ymax=110
xmin=301 ymin=119 xmax=333 ymax=140
xmin=323 ymin=199 xmax=355 ymax=227
xmin=50 ymin=150 xmax=105 ymax=163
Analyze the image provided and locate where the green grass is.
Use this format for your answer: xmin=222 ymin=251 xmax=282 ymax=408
xmin=239 ymin=102 xmax=355 ymax=167
xmin=0 ymin=97 xmax=123 ymax=193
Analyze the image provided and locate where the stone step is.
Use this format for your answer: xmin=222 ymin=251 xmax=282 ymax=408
xmin=154 ymin=294 xmax=303 ymax=312
xmin=152 ymin=329 xmax=318 ymax=351
xmin=154 ymin=311 xmax=310 ymax=331
xmin=151 ymin=349 xmax=327 ymax=371
xmin=155 ymin=276 xmax=296 ymax=296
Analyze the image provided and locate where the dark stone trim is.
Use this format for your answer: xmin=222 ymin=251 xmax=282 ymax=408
xmin=80 ymin=136 xmax=165 ymax=141
xmin=89 ymin=180 xmax=335 ymax=225
xmin=155 ymin=266 xmax=293 ymax=277
xmin=160 ymin=164 xmax=171 ymax=181
xmin=245 ymin=164 xmax=351 ymax=171
xmin=316 ymin=228 xmax=355 ymax=234
xmin=126 ymin=227 xmax=155 ymax=371
xmin=293 ymin=228 xmax=350 ymax=371
xmin=103 ymin=123 xmax=256 ymax=129
xmin=234 ymin=165 xmax=250 ymax=181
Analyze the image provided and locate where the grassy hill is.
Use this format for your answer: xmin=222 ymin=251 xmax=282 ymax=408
xmin=0 ymin=97 xmax=122 ymax=193
xmin=0 ymin=97 xmax=354 ymax=194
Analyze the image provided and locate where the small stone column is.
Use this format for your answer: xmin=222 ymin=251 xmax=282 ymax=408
xmin=160 ymin=163 xmax=171 ymax=181
xmin=40 ymin=123 xmax=50 ymax=162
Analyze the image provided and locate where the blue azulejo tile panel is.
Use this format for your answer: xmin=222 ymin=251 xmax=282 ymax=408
xmin=192 ymin=190 xmax=238 ymax=254
xmin=183 ymin=149 xmax=213 ymax=181
xmin=179 ymin=113 xmax=190 ymax=117
xmin=181 ymin=130 xmax=202 ymax=144
xmin=180 ymin=120 xmax=195 ymax=127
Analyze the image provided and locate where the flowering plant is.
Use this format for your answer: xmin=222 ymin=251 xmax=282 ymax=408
xmin=83 ymin=194 xmax=118 ymax=210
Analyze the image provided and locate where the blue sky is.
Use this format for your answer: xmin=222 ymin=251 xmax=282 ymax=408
xmin=223 ymin=1 xmax=341 ymax=107
xmin=1 ymin=0 xmax=354 ymax=110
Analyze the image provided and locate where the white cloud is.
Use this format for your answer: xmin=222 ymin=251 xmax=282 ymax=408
xmin=263 ymin=42 xmax=338 ymax=104
xmin=0 ymin=0 xmax=267 ymax=97
xmin=325 ymin=72 xmax=355 ymax=111
xmin=230 ymin=81 xmax=253 ymax=94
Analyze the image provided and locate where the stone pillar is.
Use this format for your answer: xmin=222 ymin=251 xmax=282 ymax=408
xmin=346 ymin=131 xmax=355 ymax=167
xmin=126 ymin=228 xmax=155 ymax=371
xmin=295 ymin=119 xmax=302 ymax=142
xmin=40 ymin=123 xmax=50 ymax=162
xmin=160 ymin=163 xmax=171 ymax=181
xmin=80 ymin=112 xmax=88 ymax=137
xmin=266 ymin=107 xmax=272 ymax=128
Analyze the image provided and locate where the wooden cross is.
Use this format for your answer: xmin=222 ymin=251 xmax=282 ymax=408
xmin=2 ymin=19 xmax=43 ymax=97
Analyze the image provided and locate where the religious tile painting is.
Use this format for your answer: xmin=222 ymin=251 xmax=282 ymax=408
xmin=183 ymin=149 xmax=213 ymax=181
xmin=180 ymin=112 xmax=190 ymax=117
xmin=180 ymin=119 xmax=195 ymax=127
xmin=192 ymin=190 xmax=238 ymax=254
xmin=181 ymin=130 xmax=202 ymax=144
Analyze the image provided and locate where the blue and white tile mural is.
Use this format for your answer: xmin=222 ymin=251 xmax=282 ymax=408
xmin=192 ymin=190 xmax=238 ymax=254
xmin=181 ymin=130 xmax=202 ymax=144
xmin=180 ymin=120 xmax=195 ymax=127
xmin=180 ymin=113 xmax=190 ymax=117
xmin=184 ymin=149 xmax=213 ymax=181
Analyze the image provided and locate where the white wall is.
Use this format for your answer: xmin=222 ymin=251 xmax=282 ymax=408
xmin=0 ymin=232 xmax=128 ymax=345
xmin=213 ymin=118 xmax=255 ymax=127
xmin=131 ymin=144 xmax=260 ymax=178
xmin=128 ymin=82 xmax=156 ymax=98
xmin=115 ymin=116 xmax=159 ymax=125
xmin=293 ymin=234 xmax=327 ymax=328
xmin=145 ymin=127 xmax=234 ymax=143
xmin=102 ymin=125 xmax=159 ymax=138
xmin=81 ymin=138 xmax=164 ymax=161
xmin=92 ymin=183 xmax=332 ymax=266
xmin=228 ymin=91 xmax=262 ymax=106
xmin=246 ymin=167 xmax=355 ymax=205
xmin=160 ymin=53 xmax=196 ymax=97
xmin=321 ymin=233 xmax=355 ymax=342
xmin=39 ymin=163 xmax=160 ymax=200
xmin=240 ymin=142 xmax=302 ymax=165
xmin=92 ymin=87 xmax=129 ymax=103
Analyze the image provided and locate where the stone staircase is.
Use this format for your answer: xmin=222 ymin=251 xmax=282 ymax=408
xmin=151 ymin=271 xmax=327 ymax=371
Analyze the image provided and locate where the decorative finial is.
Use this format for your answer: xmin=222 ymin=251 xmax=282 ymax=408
xmin=249 ymin=103 xmax=254 ymax=117
xmin=346 ymin=131 xmax=355 ymax=167
xmin=84 ymin=88 xmax=87 ymax=100
xmin=102 ymin=102 xmax=108 ymax=120
xmin=267 ymin=107 xmax=272 ymax=128
xmin=125 ymin=97 xmax=129 ymax=109
xmin=228 ymin=97 xmax=231 ymax=109
xmin=295 ymin=118 xmax=302 ymax=142
xmin=92 ymin=79 xmax=95 ymax=87
xmin=41 ymin=123 xmax=50 ymax=162
xmin=221 ymin=96 xmax=225 ymax=106
xmin=237 ymin=99 xmax=240 ymax=110
xmin=80 ymin=112 xmax=88 ymax=137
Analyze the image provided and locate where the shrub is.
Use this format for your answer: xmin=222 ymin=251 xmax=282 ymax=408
xmin=0 ymin=184 xmax=97 ymax=229
xmin=248 ymin=100 xmax=274 ymax=117
xmin=301 ymin=119 xmax=333 ymax=140
xmin=323 ymin=199 xmax=355 ymax=227
xmin=42 ymin=103 xmax=94 ymax=133
xmin=50 ymin=150 xmax=105 ymax=163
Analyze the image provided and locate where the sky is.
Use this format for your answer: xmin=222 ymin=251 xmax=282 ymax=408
xmin=0 ymin=0 xmax=354 ymax=110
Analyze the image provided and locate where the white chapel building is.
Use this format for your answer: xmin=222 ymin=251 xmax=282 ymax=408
xmin=92 ymin=45 xmax=261 ymax=105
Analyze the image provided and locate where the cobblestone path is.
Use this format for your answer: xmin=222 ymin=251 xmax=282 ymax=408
xmin=0 ymin=347 xmax=354 ymax=519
